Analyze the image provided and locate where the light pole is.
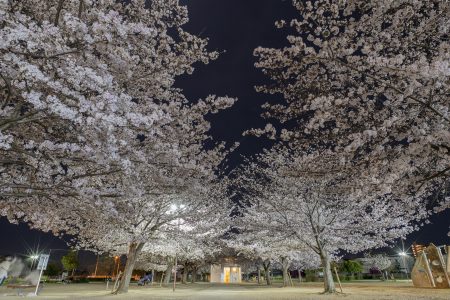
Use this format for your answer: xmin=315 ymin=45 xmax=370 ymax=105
xmin=171 ymin=203 xmax=185 ymax=292
xmin=398 ymin=251 xmax=409 ymax=279
xmin=114 ymin=256 xmax=120 ymax=278
xmin=173 ymin=250 xmax=178 ymax=292
xmin=398 ymin=239 xmax=410 ymax=280
xmin=94 ymin=254 xmax=99 ymax=277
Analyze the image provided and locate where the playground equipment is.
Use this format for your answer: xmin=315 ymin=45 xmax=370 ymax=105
xmin=411 ymin=243 xmax=450 ymax=288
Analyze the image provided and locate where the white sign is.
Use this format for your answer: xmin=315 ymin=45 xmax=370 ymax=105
xmin=35 ymin=254 xmax=50 ymax=295
xmin=37 ymin=254 xmax=50 ymax=271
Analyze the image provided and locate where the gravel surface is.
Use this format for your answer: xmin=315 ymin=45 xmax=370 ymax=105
xmin=1 ymin=280 xmax=449 ymax=299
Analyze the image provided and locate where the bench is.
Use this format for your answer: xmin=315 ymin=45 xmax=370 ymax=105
xmin=7 ymin=284 xmax=43 ymax=296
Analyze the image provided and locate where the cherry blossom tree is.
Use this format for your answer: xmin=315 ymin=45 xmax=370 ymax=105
xmin=140 ymin=221 xmax=225 ymax=286
xmin=234 ymin=145 xmax=422 ymax=293
xmin=362 ymin=253 xmax=392 ymax=280
xmin=0 ymin=0 xmax=234 ymax=206
xmin=1 ymin=0 xmax=171 ymax=203
xmin=230 ymin=214 xmax=318 ymax=287
xmin=276 ymin=246 xmax=319 ymax=287
xmin=364 ymin=254 xmax=392 ymax=272
xmin=250 ymin=0 xmax=450 ymax=227
xmin=229 ymin=238 xmax=278 ymax=286
xmin=289 ymin=255 xmax=321 ymax=283
xmin=1 ymin=0 xmax=236 ymax=294
xmin=176 ymin=236 xmax=223 ymax=285
xmin=34 ymin=156 xmax=232 ymax=294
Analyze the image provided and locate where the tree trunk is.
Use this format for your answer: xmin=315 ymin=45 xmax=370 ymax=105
xmin=164 ymin=263 xmax=173 ymax=286
xmin=191 ymin=267 xmax=197 ymax=283
xmin=182 ymin=267 xmax=188 ymax=284
xmin=113 ymin=242 xmax=145 ymax=294
xmin=281 ymin=257 xmax=290 ymax=287
xmin=54 ymin=0 xmax=65 ymax=26
xmin=320 ymin=252 xmax=336 ymax=294
xmin=298 ymin=268 xmax=302 ymax=283
xmin=257 ymin=266 xmax=261 ymax=284
xmin=263 ymin=261 xmax=271 ymax=286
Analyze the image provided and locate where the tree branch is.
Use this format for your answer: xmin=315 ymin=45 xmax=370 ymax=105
xmin=54 ymin=0 xmax=66 ymax=26
xmin=332 ymin=57 xmax=450 ymax=123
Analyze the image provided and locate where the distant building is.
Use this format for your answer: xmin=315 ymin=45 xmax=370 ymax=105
xmin=210 ymin=257 xmax=241 ymax=283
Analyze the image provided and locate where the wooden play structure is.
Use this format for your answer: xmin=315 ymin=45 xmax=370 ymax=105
xmin=411 ymin=243 xmax=450 ymax=288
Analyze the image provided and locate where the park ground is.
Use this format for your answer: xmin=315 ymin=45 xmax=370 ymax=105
xmin=1 ymin=281 xmax=449 ymax=300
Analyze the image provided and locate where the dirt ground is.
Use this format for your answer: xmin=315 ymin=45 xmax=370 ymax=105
xmin=1 ymin=281 xmax=449 ymax=300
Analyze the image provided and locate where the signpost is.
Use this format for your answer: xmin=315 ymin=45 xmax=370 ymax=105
xmin=35 ymin=254 xmax=49 ymax=295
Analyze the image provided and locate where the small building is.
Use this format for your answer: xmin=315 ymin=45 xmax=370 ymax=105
xmin=210 ymin=257 xmax=241 ymax=283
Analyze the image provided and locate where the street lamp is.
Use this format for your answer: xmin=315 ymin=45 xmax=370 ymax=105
xmin=398 ymin=251 xmax=409 ymax=279
xmin=114 ymin=256 xmax=120 ymax=278
xmin=29 ymin=255 xmax=39 ymax=270
xmin=171 ymin=203 xmax=185 ymax=292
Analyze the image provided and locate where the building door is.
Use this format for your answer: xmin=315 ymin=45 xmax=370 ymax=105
xmin=230 ymin=267 xmax=241 ymax=283
xmin=224 ymin=267 xmax=231 ymax=283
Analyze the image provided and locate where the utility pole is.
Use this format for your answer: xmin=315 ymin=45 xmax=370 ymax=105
xmin=94 ymin=254 xmax=99 ymax=276
xmin=399 ymin=240 xmax=409 ymax=279
xmin=115 ymin=256 xmax=120 ymax=277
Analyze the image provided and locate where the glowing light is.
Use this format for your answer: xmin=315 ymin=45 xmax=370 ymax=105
xmin=399 ymin=251 xmax=407 ymax=256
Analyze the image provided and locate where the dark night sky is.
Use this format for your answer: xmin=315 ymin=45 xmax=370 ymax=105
xmin=1 ymin=0 xmax=449 ymax=258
